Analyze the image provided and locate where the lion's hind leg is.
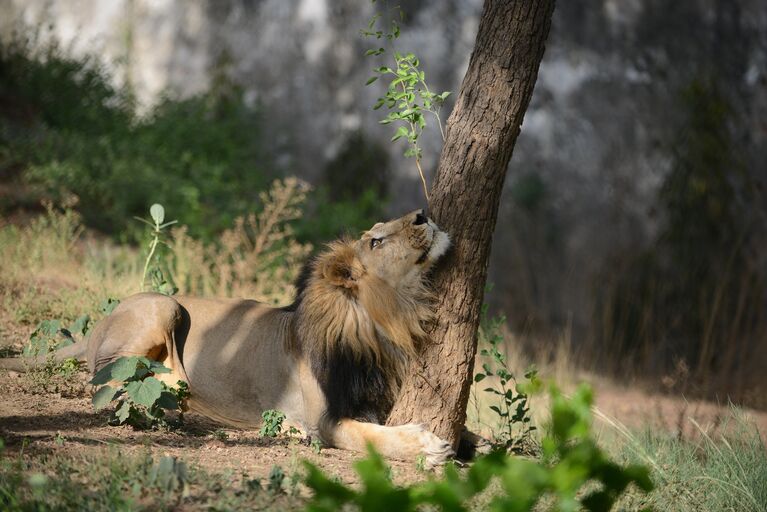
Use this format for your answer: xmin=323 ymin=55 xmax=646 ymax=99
xmin=320 ymin=417 xmax=454 ymax=467
xmin=86 ymin=293 xmax=182 ymax=377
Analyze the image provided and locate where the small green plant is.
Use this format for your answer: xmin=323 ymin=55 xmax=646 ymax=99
xmin=310 ymin=438 xmax=323 ymax=455
xmin=90 ymin=356 xmax=186 ymax=429
xmin=212 ymin=429 xmax=229 ymax=442
xmin=304 ymin=385 xmax=653 ymax=512
xmin=22 ymin=317 xmax=88 ymax=393
xmin=23 ymin=315 xmax=89 ymax=357
xmin=362 ymin=2 xmax=451 ymax=202
xmin=474 ymin=312 xmax=541 ymax=452
xmin=259 ymin=409 xmax=286 ymax=438
xmin=135 ymin=203 xmax=177 ymax=295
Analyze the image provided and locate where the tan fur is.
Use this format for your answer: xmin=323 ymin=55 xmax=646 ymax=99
xmin=1 ymin=210 xmax=454 ymax=465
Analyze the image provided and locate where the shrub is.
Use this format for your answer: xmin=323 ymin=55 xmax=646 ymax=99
xmin=91 ymin=356 xmax=188 ymax=429
xmin=0 ymin=36 xmax=272 ymax=241
xmin=474 ymin=312 xmax=540 ymax=453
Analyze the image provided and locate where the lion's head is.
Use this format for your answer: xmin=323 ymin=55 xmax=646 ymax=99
xmin=321 ymin=209 xmax=450 ymax=292
xmin=292 ymin=210 xmax=450 ymax=364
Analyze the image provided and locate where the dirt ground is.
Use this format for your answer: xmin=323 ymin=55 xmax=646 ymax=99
xmin=0 ymin=369 xmax=428 ymax=487
xmin=2 ymin=366 xmax=765 ymax=489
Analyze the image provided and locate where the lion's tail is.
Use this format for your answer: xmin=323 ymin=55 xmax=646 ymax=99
xmin=0 ymin=340 xmax=88 ymax=373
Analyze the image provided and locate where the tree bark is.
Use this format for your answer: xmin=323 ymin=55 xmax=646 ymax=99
xmin=386 ymin=0 xmax=556 ymax=447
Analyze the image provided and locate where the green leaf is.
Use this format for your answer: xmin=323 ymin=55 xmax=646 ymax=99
xmin=68 ymin=315 xmax=91 ymax=337
xmin=90 ymin=361 xmax=118 ymax=385
xmin=474 ymin=374 xmax=486 ymax=382
xmin=125 ymin=377 xmax=163 ymax=408
xmin=156 ymin=391 xmax=179 ymax=410
xmin=114 ymin=400 xmax=131 ymax=424
xmin=110 ymin=356 xmax=140 ymax=382
xmin=137 ymin=357 xmax=172 ymax=374
xmin=92 ymin=385 xmax=119 ymax=410
xmin=365 ymin=76 xmax=378 ymax=85
xmin=303 ymin=462 xmax=355 ymax=506
xmin=391 ymin=126 xmax=409 ymax=142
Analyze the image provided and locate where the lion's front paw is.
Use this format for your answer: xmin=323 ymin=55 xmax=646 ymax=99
xmin=412 ymin=424 xmax=455 ymax=468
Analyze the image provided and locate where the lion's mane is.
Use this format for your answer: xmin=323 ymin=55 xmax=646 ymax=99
xmin=284 ymin=239 xmax=433 ymax=425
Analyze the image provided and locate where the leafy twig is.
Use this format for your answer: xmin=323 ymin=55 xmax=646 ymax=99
xmin=362 ymin=3 xmax=451 ymax=204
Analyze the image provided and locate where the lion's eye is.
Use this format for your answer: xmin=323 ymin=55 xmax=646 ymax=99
xmin=370 ymin=238 xmax=383 ymax=249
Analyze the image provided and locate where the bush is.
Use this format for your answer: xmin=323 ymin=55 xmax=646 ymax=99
xmin=0 ymin=36 xmax=272 ymax=241
xmin=91 ymin=356 xmax=189 ymax=429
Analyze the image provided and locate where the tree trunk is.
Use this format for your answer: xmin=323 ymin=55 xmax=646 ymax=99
xmin=386 ymin=0 xmax=556 ymax=447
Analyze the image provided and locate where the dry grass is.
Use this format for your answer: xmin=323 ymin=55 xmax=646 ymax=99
xmin=0 ymin=178 xmax=312 ymax=355
xmin=0 ymin=203 xmax=136 ymax=345
xmin=168 ymin=177 xmax=312 ymax=306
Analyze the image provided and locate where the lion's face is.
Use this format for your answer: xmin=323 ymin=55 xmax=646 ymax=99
xmin=356 ymin=209 xmax=450 ymax=289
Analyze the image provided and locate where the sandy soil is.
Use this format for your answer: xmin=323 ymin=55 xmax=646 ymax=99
xmin=0 ymin=369 xmax=425 ymax=486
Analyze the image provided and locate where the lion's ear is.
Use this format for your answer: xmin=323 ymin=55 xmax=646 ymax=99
xmin=320 ymin=243 xmax=360 ymax=289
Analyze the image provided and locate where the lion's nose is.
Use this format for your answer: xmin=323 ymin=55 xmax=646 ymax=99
xmin=413 ymin=210 xmax=428 ymax=225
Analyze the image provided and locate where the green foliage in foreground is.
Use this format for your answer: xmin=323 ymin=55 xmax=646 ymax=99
xmin=304 ymin=385 xmax=653 ymax=512
xmin=91 ymin=356 xmax=189 ymax=429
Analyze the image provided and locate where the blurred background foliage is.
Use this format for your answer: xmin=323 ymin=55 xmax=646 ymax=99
xmin=0 ymin=37 xmax=387 ymax=243
xmin=592 ymin=80 xmax=765 ymax=401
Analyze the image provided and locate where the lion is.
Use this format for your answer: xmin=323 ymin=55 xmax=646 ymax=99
xmin=0 ymin=209 xmax=455 ymax=465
